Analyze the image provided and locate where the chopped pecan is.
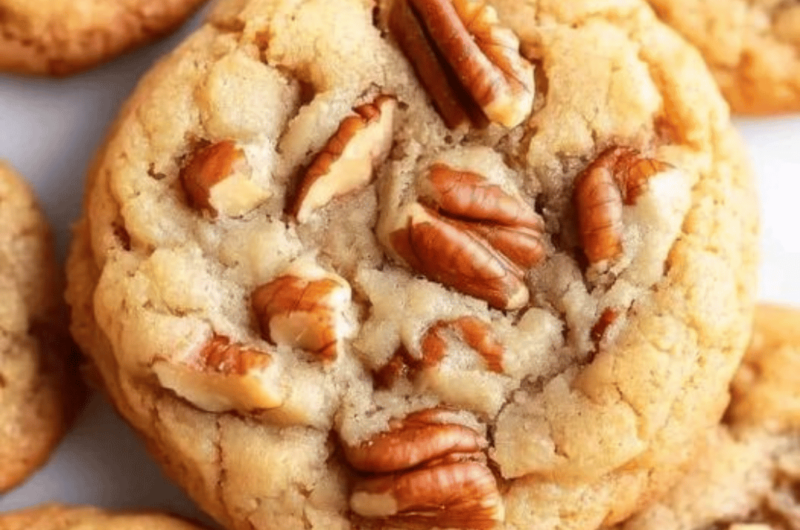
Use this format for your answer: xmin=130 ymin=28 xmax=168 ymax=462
xmin=574 ymin=147 xmax=674 ymax=268
xmin=373 ymin=316 xmax=505 ymax=388
xmin=374 ymin=316 xmax=503 ymax=388
xmin=590 ymin=308 xmax=619 ymax=344
xmin=290 ymin=95 xmax=396 ymax=222
xmin=343 ymin=408 xmax=503 ymax=528
xmin=387 ymin=163 xmax=545 ymax=310
xmin=180 ymin=140 xmax=268 ymax=216
xmin=422 ymin=316 xmax=504 ymax=373
xmin=153 ymin=334 xmax=282 ymax=412
xmin=389 ymin=0 xmax=534 ymax=129
xmin=197 ymin=334 xmax=273 ymax=374
xmin=251 ymin=265 xmax=352 ymax=361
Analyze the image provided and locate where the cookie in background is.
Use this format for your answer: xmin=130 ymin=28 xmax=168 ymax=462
xmin=618 ymin=304 xmax=800 ymax=530
xmin=0 ymin=161 xmax=84 ymax=492
xmin=0 ymin=504 xmax=209 ymax=530
xmin=0 ymin=0 xmax=207 ymax=76
xmin=646 ymin=0 xmax=800 ymax=114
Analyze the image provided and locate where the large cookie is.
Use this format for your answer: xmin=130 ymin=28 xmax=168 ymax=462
xmin=0 ymin=504 xmax=208 ymax=530
xmin=0 ymin=162 xmax=82 ymax=492
xmin=619 ymin=305 xmax=800 ymax=530
xmin=0 ymin=0 xmax=207 ymax=76
xmin=65 ymin=0 xmax=758 ymax=529
xmin=645 ymin=0 xmax=800 ymax=114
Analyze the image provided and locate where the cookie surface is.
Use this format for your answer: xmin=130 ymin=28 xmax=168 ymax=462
xmin=646 ymin=0 xmax=800 ymax=114
xmin=619 ymin=305 xmax=800 ymax=530
xmin=0 ymin=504 xmax=207 ymax=530
xmin=0 ymin=0 xmax=206 ymax=76
xmin=65 ymin=0 xmax=758 ymax=529
xmin=0 ymin=162 xmax=82 ymax=492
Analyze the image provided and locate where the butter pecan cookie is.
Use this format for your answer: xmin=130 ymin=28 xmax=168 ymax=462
xmin=0 ymin=504 xmax=208 ymax=530
xmin=0 ymin=0 xmax=206 ymax=76
xmin=65 ymin=0 xmax=758 ymax=528
xmin=619 ymin=305 xmax=800 ymax=530
xmin=0 ymin=162 xmax=82 ymax=492
xmin=645 ymin=0 xmax=800 ymax=114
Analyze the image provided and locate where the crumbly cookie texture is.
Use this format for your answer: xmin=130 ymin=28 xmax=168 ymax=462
xmin=0 ymin=162 xmax=83 ymax=492
xmin=618 ymin=305 xmax=800 ymax=530
xmin=0 ymin=0 xmax=206 ymax=76
xmin=65 ymin=0 xmax=758 ymax=529
xmin=0 ymin=504 xmax=208 ymax=530
xmin=645 ymin=0 xmax=800 ymax=114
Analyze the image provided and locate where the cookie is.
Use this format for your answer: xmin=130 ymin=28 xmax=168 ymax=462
xmin=65 ymin=0 xmax=759 ymax=529
xmin=0 ymin=0 xmax=207 ymax=76
xmin=0 ymin=162 xmax=83 ymax=492
xmin=618 ymin=304 xmax=800 ymax=530
xmin=0 ymin=504 xmax=208 ymax=530
xmin=645 ymin=0 xmax=800 ymax=114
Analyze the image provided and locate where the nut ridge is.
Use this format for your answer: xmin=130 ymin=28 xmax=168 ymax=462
xmin=420 ymin=317 xmax=504 ymax=373
xmin=387 ymin=163 xmax=545 ymax=310
xmin=574 ymin=147 xmax=674 ymax=268
xmin=389 ymin=0 xmax=534 ymax=129
xmin=390 ymin=203 xmax=531 ymax=310
xmin=152 ymin=335 xmax=282 ymax=413
xmin=180 ymin=141 xmax=245 ymax=213
xmin=343 ymin=408 xmax=503 ymax=528
xmin=290 ymin=95 xmax=397 ymax=222
xmin=196 ymin=334 xmax=273 ymax=374
xmin=251 ymin=266 xmax=353 ymax=361
xmin=343 ymin=409 xmax=485 ymax=473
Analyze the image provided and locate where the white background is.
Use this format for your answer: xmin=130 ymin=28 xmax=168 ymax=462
xmin=0 ymin=9 xmax=799 ymax=527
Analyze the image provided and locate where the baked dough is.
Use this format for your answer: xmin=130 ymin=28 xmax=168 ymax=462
xmin=66 ymin=0 xmax=759 ymax=528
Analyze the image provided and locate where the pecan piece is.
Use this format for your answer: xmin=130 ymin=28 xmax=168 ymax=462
xmin=153 ymin=335 xmax=282 ymax=412
xmin=375 ymin=316 xmax=503 ymax=388
xmin=574 ymin=147 xmax=674 ymax=268
xmin=180 ymin=140 xmax=269 ymax=217
xmin=387 ymin=163 xmax=545 ymax=310
xmin=343 ymin=409 xmax=503 ymax=528
xmin=389 ymin=0 xmax=534 ymax=129
xmin=251 ymin=264 xmax=352 ymax=361
xmin=421 ymin=316 xmax=504 ymax=373
xmin=590 ymin=308 xmax=619 ymax=344
xmin=290 ymin=95 xmax=397 ymax=222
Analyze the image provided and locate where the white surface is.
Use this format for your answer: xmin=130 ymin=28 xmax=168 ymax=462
xmin=0 ymin=9 xmax=799 ymax=526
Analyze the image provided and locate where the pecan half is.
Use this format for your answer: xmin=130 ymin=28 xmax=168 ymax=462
xmin=180 ymin=140 xmax=268 ymax=217
xmin=389 ymin=0 xmax=534 ymax=129
xmin=343 ymin=408 xmax=485 ymax=472
xmin=290 ymin=95 xmax=397 ymax=222
xmin=251 ymin=264 xmax=352 ymax=361
xmin=574 ymin=147 xmax=674 ymax=268
xmin=153 ymin=335 xmax=282 ymax=412
xmin=387 ymin=163 xmax=545 ymax=310
xmin=343 ymin=409 xmax=503 ymax=528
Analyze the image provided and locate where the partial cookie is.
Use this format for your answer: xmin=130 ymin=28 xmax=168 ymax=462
xmin=0 ymin=504 xmax=208 ymax=530
xmin=645 ymin=0 xmax=800 ymax=114
xmin=619 ymin=304 xmax=800 ymax=530
xmin=0 ymin=0 xmax=207 ymax=76
xmin=65 ymin=0 xmax=758 ymax=529
xmin=0 ymin=162 xmax=82 ymax=492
